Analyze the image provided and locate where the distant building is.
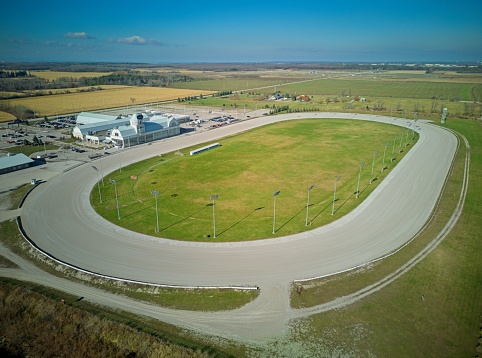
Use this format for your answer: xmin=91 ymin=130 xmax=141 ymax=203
xmin=76 ymin=112 xmax=123 ymax=125
xmin=0 ymin=153 xmax=35 ymax=175
xmin=110 ymin=113 xmax=181 ymax=148
xmin=72 ymin=118 xmax=131 ymax=143
xmin=296 ymin=94 xmax=310 ymax=102
xmin=72 ymin=111 xmax=185 ymax=146
xmin=269 ymin=93 xmax=283 ymax=100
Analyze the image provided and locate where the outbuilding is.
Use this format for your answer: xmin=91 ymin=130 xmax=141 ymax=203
xmin=0 ymin=153 xmax=35 ymax=175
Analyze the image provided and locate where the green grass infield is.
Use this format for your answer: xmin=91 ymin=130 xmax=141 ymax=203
xmin=92 ymin=118 xmax=417 ymax=242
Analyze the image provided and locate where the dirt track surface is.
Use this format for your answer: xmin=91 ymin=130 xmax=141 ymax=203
xmin=1 ymin=112 xmax=460 ymax=341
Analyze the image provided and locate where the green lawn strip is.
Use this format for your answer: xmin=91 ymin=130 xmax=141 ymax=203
xmin=0 ymin=278 xmax=236 ymax=358
xmin=109 ymin=283 xmax=259 ymax=311
xmin=287 ymin=118 xmax=482 ymax=357
xmin=0 ymin=218 xmax=258 ymax=312
xmin=93 ymin=119 xmax=416 ymax=242
xmin=3 ymin=144 xmax=59 ymax=156
xmin=290 ymin=127 xmax=465 ymax=308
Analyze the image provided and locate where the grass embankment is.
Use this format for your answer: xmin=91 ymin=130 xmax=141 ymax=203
xmin=0 ymin=278 xmax=231 ymax=358
xmin=93 ymin=119 xmax=416 ymax=242
xmin=286 ymin=118 xmax=482 ymax=357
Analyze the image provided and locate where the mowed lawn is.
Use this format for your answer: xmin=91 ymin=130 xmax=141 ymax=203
xmin=93 ymin=119 xmax=413 ymax=241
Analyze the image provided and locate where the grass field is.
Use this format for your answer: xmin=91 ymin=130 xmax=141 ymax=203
xmin=92 ymin=119 xmax=415 ymax=241
xmin=0 ymin=86 xmax=216 ymax=117
xmin=3 ymin=144 xmax=59 ymax=157
xmin=173 ymin=75 xmax=481 ymax=102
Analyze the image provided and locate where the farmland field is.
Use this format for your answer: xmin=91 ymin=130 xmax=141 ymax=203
xmin=1 ymin=87 xmax=216 ymax=117
xmin=0 ymin=85 xmax=129 ymax=100
xmin=0 ymin=111 xmax=15 ymax=121
xmin=30 ymin=70 xmax=113 ymax=81
xmin=92 ymin=119 xmax=414 ymax=241
xmin=173 ymin=75 xmax=481 ymax=102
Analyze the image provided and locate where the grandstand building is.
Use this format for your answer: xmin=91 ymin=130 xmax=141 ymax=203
xmin=72 ymin=111 xmax=183 ymax=147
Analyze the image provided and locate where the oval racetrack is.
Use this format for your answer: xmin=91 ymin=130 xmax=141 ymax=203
xmin=21 ymin=113 xmax=457 ymax=286
xmin=18 ymin=112 xmax=458 ymax=339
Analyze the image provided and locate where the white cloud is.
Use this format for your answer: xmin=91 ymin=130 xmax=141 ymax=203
xmin=64 ymin=32 xmax=94 ymax=39
xmin=107 ymin=35 xmax=162 ymax=46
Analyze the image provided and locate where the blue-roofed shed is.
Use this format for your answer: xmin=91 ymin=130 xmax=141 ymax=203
xmin=0 ymin=153 xmax=35 ymax=175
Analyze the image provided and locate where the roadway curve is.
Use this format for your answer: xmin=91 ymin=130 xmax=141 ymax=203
xmin=18 ymin=113 xmax=458 ymax=340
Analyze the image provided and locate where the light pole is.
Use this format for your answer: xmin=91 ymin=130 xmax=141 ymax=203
xmin=370 ymin=150 xmax=379 ymax=184
xmin=109 ymin=179 xmax=120 ymax=220
xmin=405 ymin=123 xmax=410 ymax=146
xmin=391 ymin=135 xmax=398 ymax=162
xmin=332 ymin=176 xmax=341 ymax=215
xmin=305 ymin=184 xmax=315 ymax=226
xmin=398 ymin=129 xmax=404 ymax=153
xmin=356 ymin=162 xmax=365 ymax=199
xmin=381 ymin=141 xmax=390 ymax=172
xmin=92 ymin=166 xmax=102 ymax=203
xmin=117 ymin=146 xmax=122 ymax=172
xmin=272 ymin=190 xmax=280 ymax=234
xmin=412 ymin=117 xmax=418 ymax=140
xmin=98 ymin=155 xmax=105 ymax=186
xmin=151 ymin=190 xmax=159 ymax=233
xmin=210 ymin=194 xmax=218 ymax=238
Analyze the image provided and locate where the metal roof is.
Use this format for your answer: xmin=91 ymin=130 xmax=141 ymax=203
xmin=0 ymin=153 xmax=34 ymax=170
xmin=76 ymin=111 xmax=121 ymax=125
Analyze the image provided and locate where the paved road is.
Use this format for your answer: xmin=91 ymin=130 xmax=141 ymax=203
xmin=13 ymin=112 xmax=457 ymax=340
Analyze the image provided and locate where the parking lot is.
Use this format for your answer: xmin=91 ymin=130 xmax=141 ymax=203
xmin=0 ymin=105 xmax=268 ymax=165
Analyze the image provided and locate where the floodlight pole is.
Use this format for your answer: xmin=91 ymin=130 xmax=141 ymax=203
xmin=332 ymin=176 xmax=341 ymax=215
xmin=370 ymin=150 xmax=379 ymax=184
xmin=210 ymin=194 xmax=218 ymax=238
xmin=381 ymin=141 xmax=390 ymax=172
xmin=110 ymin=179 xmax=120 ymax=220
xmin=391 ymin=135 xmax=398 ymax=162
xmin=405 ymin=123 xmax=410 ymax=146
xmin=92 ymin=166 xmax=102 ymax=203
xmin=151 ymin=190 xmax=159 ymax=233
xmin=412 ymin=117 xmax=418 ymax=140
xmin=117 ymin=146 xmax=122 ymax=172
xmin=306 ymin=185 xmax=315 ymax=226
xmin=398 ymin=129 xmax=404 ymax=153
xmin=356 ymin=162 xmax=365 ymax=199
xmin=273 ymin=190 xmax=280 ymax=234
xmin=99 ymin=155 xmax=105 ymax=186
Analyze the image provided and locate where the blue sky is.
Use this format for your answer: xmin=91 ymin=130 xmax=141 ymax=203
xmin=1 ymin=0 xmax=481 ymax=63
